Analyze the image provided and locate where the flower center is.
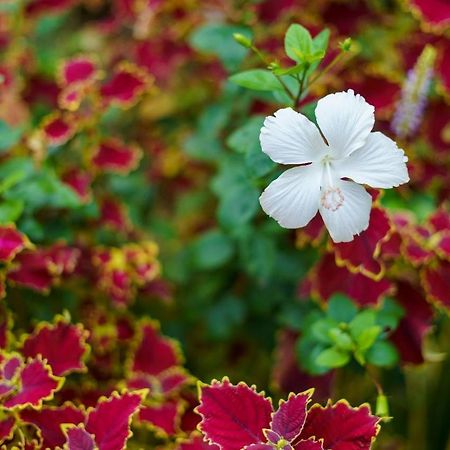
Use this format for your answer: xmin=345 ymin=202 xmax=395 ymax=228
xmin=321 ymin=187 xmax=344 ymax=211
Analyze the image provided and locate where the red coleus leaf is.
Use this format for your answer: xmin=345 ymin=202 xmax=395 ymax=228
xmin=408 ymin=0 xmax=450 ymax=31
xmin=294 ymin=439 xmax=324 ymax=450
xmin=434 ymin=232 xmax=450 ymax=260
xmin=62 ymin=168 xmax=92 ymax=202
xmin=64 ymin=425 xmax=97 ymax=450
xmin=379 ymin=231 xmax=402 ymax=260
xmin=8 ymin=251 xmax=54 ymax=292
xmin=332 ymin=207 xmax=391 ymax=280
xmin=85 ymin=390 xmax=146 ymax=450
xmin=21 ymin=316 xmax=89 ymax=376
xmin=178 ymin=433 xmax=220 ymax=450
xmin=41 ymin=112 xmax=76 ymax=146
xmin=159 ymin=368 xmax=192 ymax=396
xmin=128 ymin=367 xmax=191 ymax=398
xmin=59 ymin=56 xmax=98 ymax=87
xmin=8 ymin=244 xmax=80 ymax=292
xmin=347 ymin=74 xmax=400 ymax=119
xmin=245 ymin=444 xmax=274 ymax=450
xmin=20 ymin=403 xmax=85 ymax=449
xmin=307 ymin=253 xmax=393 ymax=306
xmin=99 ymin=197 xmax=131 ymax=233
xmin=91 ymin=138 xmax=142 ymax=174
xmin=46 ymin=243 xmax=80 ymax=276
xmin=196 ymin=378 xmax=273 ymax=450
xmin=300 ymin=401 xmax=380 ymax=450
xmin=2 ymin=357 xmax=63 ymax=409
xmin=421 ymin=260 xmax=450 ymax=311
xmin=423 ymin=100 xmax=450 ymax=156
xmin=271 ymin=392 xmax=312 ymax=442
xmin=0 ymin=416 xmax=15 ymax=443
xmin=296 ymin=214 xmax=326 ymax=248
xmin=139 ymin=400 xmax=182 ymax=436
xmin=390 ymin=281 xmax=433 ymax=364
xmin=26 ymin=0 xmax=77 ymax=16
xmin=428 ymin=207 xmax=450 ymax=233
xmin=2 ymin=354 xmax=21 ymax=380
xmin=100 ymin=62 xmax=152 ymax=108
xmin=436 ymin=39 xmax=450 ymax=98
xmin=58 ymin=82 xmax=88 ymax=111
xmin=130 ymin=320 xmax=182 ymax=376
xmin=401 ymin=231 xmax=433 ymax=267
xmin=0 ymin=225 xmax=30 ymax=261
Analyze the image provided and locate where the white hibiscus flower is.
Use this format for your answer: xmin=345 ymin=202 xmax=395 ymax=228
xmin=259 ymin=89 xmax=409 ymax=243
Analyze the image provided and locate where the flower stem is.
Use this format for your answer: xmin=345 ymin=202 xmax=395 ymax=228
xmin=308 ymin=51 xmax=347 ymax=89
xmin=293 ymin=66 xmax=309 ymax=108
xmin=250 ymin=45 xmax=295 ymax=102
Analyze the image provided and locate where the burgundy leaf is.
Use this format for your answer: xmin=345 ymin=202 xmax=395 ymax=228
xmin=271 ymin=391 xmax=312 ymax=442
xmin=301 ymin=401 xmax=379 ymax=450
xmin=20 ymin=404 xmax=84 ymax=448
xmin=85 ymin=390 xmax=145 ymax=450
xmin=65 ymin=425 xmax=97 ymax=450
xmin=197 ymin=378 xmax=273 ymax=450
xmin=3 ymin=357 xmax=62 ymax=409
xmin=22 ymin=318 xmax=89 ymax=376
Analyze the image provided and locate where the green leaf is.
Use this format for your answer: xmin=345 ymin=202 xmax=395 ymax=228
xmin=227 ymin=116 xmax=275 ymax=177
xmin=310 ymin=318 xmax=338 ymax=345
xmin=328 ymin=328 xmax=354 ymax=351
xmin=192 ymin=229 xmax=234 ymax=270
xmin=206 ymin=295 xmax=246 ymax=340
xmin=376 ymin=297 xmax=405 ymax=330
xmin=190 ymin=24 xmax=252 ymax=72
xmin=312 ymin=28 xmax=330 ymax=54
xmin=0 ymin=158 xmax=34 ymax=194
xmin=349 ymin=310 xmax=381 ymax=352
xmin=296 ymin=337 xmax=329 ymax=375
xmin=272 ymin=64 xmax=305 ymax=76
xmin=316 ymin=347 xmax=350 ymax=368
xmin=217 ymin=182 xmax=260 ymax=228
xmin=229 ymin=69 xmax=284 ymax=91
xmin=284 ymin=24 xmax=313 ymax=63
xmin=184 ymin=101 xmax=232 ymax=161
xmin=366 ymin=341 xmax=399 ymax=367
xmin=0 ymin=199 xmax=24 ymax=223
xmin=227 ymin=116 xmax=264 ymax=153
xmin=239 ymin=231 xmax=276 ymax=280
xmin=349 ymin=310 xmax=377 ymax=337
xmin=0 ymin=121 xmax=24 ymax=152
xmin=5 ymin=168 xmax=81 ymax=212
xmin=355 ymin=326 xmax=381 ymax=352
xmin=327 ymin=293 xmax=358 ymax=323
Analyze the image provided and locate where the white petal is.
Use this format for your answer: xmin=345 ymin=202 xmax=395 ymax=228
xmin=259 ymin=164 xmax=322 ymax=229
xmin=260 ymin=108 xmax=328 ymax=165
xmin=315 ymin=90 xmax=375 ymax=158
xmin=335 ymin=132 xmax=409 ymax=188
xmin=319 ymin=180 xmax=372 ymax=243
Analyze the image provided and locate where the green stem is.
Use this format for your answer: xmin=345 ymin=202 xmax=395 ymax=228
xmin=308 ymin=51 xmax=347 ymax=89
xmin=250 ymin=45 xmax=295 ymax=102
xmin=293 ymin=66 xmax=308 ymax=108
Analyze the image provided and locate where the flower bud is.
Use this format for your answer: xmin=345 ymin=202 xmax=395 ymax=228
xmin=233 ymin=33 xmax=252 ymax=48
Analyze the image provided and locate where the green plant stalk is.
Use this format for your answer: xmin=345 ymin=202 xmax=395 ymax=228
xmin=293 ymin=66 xmax=309 ymax=108
xmin=250 ymin=45 xmax=296 ymax=102
xmin=308 ymin=51 xmax=348 ymax=89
